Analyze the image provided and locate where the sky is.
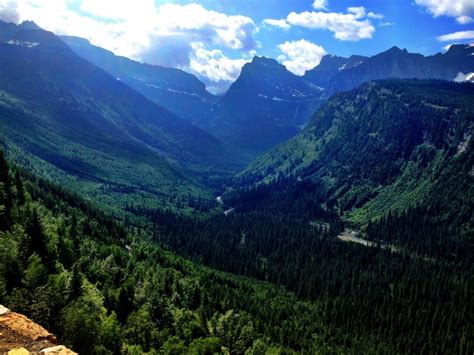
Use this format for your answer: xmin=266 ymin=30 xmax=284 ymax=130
xmin=0 ymin=0 xmax=473 ymax=93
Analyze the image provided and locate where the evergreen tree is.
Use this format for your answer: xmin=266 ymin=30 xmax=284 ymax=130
xmin=67 ymin=263 xmax=83 ymax=302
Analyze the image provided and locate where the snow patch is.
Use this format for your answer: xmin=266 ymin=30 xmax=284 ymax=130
xmin=167 ymin=88 xmax=200 ymax=97
xmin=306 ymin=82 xmax=324 ymax=91
xmin=454 ymin=72 xmax=474 ymax=82
xmin=7 ymin=40 xmax=39 ymax=48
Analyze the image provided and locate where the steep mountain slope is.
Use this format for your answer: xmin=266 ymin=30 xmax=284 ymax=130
xmin=208 ymin=56 xmax=323 ymax=157
xmin=60 ymin=35 xmax=217 ymax=125
xmin=304 ymin=54 xmax=367 ymax=88
xmin=240 ymin=80 xmax=474 ymax=227
xmin=0 ymin=23 xmax=241 ymax=209
xmin=326 ymin=45 xmax=474 ymax=95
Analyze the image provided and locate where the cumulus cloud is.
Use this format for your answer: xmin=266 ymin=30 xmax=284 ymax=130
xmin=277 ymin=39 xmax=327 ymax=75
xmin=264 ymin=6 xmax=378 ymax=41
xmin=367 ymin=12 xmax=384 ymax=20
xmin=415 ymin=0 xmax=474 ymax=24
xmin=189 ymin=44 xmax=250 ymax=93
xmin=312 ymin=0 xmax=328 ymax=10
xmin=437 ymin=30 xmax=474 ymax=42
xmin=456 ymin=15 xmax=473 ymax=24
xmin=0 ymin=0 xmax=19 ymax=24
xmin=262 ymin=19 xmax=290 ymax=30
xmin=140 ymin=35 xmax=194 ymax=68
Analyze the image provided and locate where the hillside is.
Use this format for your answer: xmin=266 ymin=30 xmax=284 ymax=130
xmin=0 ymin=22 xmax=242 ymax=211
xmin=241 ymin=80 xmax=474 ymax=230
xmin=0 ymin=152 xmax=411 ymax=354
xmin=61 ymin=35 xmax=218 ymax=126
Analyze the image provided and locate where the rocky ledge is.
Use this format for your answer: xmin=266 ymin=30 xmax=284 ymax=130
xmin=0 ymin=305 xmax=76 ymax=354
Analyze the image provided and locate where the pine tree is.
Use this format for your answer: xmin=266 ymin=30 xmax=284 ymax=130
xmin=67 ymin=263 xmax=83 ymax=302
xmin=14 ymin=171 xmax=25 ymax=205
xmin=27 ymin=209 xmax=49 ymax=261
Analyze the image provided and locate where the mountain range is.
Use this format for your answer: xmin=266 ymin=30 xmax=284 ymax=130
xmin=240 ymin=80 xmax=474 ymax=229
xmin=56 ymin=28 xmax=474 ymax=161
xmin=0 ymin=20 xmax=473 ymax=211
xmin=204 ymin=44 xmax=474 ymax=157
xmin=0 ymin=22 xmax=241 ymax=210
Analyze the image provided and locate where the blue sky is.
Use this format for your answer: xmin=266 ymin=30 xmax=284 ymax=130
xmin=2 ymin=0 xmax=474 ymax=92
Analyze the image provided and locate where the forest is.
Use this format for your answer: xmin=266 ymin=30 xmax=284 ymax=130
xmin=0 ymin=151 xmax=393 ymax=354
xmin=1 ymin=150 xmax=472 ymax=354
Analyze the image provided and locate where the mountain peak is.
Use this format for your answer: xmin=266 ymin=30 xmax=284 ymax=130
xmin=251 ymin=56 xmax=280 ymax=66
xmin=385 ymin=46 xmax=406 ymax=54
xmin=18 ymin=20 xmax=42 ymax=31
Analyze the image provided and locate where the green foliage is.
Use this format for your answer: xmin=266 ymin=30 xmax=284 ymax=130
xmin=0 ymin=138 xmax=472 ymax=355
xmin=214 ymin=310 xmax=255 ymax=354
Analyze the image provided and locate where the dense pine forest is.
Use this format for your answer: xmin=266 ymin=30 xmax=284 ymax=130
xmin=1 ymin=151 xmax=472 ymax=354
xmin=0 ymin=152 xmax=392 ymax=353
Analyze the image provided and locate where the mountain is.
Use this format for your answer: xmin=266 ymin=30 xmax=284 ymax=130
xmin=304 ymin=54 xmax=368 ymax=88
xmin=207 ymin=56 xmax=323 ymax=157
xmin=207 ymin=45 xmax=474 ymax=159
xmin=0 ymin=22 xmax=241 ymax=209
xmin=60 ymin=35 xmax=217 ymax=125
xmin=240 ymin=80 xmax=474 ymax=228
xmin=325 ymin=45 xmax=474 ymax=95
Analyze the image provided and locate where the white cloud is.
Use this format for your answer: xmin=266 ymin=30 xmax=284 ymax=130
xmin=415 ymin=0 xmax=474 ymax=24
xmin=456 ymin=15 xmax=473 ymax=24
xmin=347 ymin=6 xmax=366 ymax=19
xmin=286 ymin=7 xmax=376 ymax=41
xmin=437 ymin=30 xmax=474 ymax=42
xmin=262 ymin=18 xmax=290 ymax=30
xmin=312 ymin=0 xmax=328 ymax=10
xmin=264 ymin=6 xmax=379 ymax=41
xmin=189 ymin=44 xmax=249 ymax=90
xmin=367 ymin=12 xmax=384 ymax=20
xmin=0 ymin=0 xmax=19 ymax=23
xmin=442 ymin=44 xmax=454 ymax=51
xmin=277 ymin=39 xmax=327 ymax=75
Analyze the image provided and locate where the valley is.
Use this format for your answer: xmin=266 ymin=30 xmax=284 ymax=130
xmin=0 ymin=9 xmax=473 ymax=355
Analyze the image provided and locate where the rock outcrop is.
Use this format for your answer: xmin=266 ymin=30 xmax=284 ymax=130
xmin=0 ymin=305 xmax=76 ymax=354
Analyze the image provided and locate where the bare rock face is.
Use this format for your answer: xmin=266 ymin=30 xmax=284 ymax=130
xmin=0 ymin=305 xmax=77 ymax=354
